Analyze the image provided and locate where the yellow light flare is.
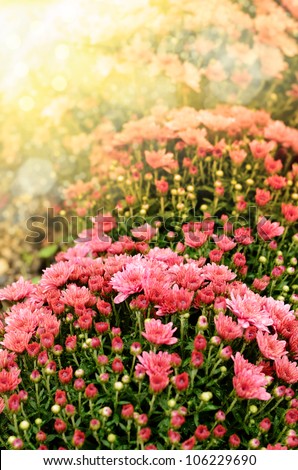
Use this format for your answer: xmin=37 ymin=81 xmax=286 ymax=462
xmin=18 ymin=95 xmax=35 ymax=112
xmin=52 ymin=75 xmax=68 ymax=92
xmin=55 ymin=44 xmax=70 ymax=61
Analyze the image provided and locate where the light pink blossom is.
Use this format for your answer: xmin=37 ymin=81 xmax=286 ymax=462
xmin=256 ymin=331 xmax=287 ymax=360
xmin=142 ymin=319 xmax=177 ymax=346
xmin=136 ymin=351 xmax=172 ymax=377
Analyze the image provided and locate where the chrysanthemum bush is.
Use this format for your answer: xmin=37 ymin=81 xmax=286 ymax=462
xmin=1 ymin=105 xmax=298 ymax=450
xmin=0 ymin=236 xmax=298 ymax=450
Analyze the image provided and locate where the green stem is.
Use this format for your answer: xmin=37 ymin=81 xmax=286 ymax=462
xmin=225 ymin=397 xmax=238 ymax=416
xmin=148 ymin=394 xmax=157 ymax=416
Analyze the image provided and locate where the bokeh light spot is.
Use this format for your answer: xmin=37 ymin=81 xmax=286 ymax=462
xmin=13 ymin=158 xmax=57 ymax=197
xmin=52 ymin=75 xmax=68 ymax=91
xmin=18 ymin=95 xmax=35 ymax=111
xmin=55 ymin=44 xmax=70 ymax=61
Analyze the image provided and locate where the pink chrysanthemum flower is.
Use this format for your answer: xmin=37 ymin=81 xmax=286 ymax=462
xmin=142 ymin=319 xmax=178 ymax=346
xmin=1 ymin=330 xmax=32 ymax=353
xmin=111 ymin=258 xmax=145 ymax=303
xmin=281 ymin=203 xmax=298 ymax=223
xmin=214 ymin=313 xmax=243 ymax=341
xmin=0 ymin=350 xmax=17 ymax=369
xmin=131 ymin=223 xmax=157 ymax=241
xmin=155 ymin=285 xmax=194 ymax=316
xmin=5 ymin=306 xmax=40 ymax=335
xmin=275 ymin=356 xmax=298 ymax=384
xmin=227 ymin=290 xmax=273 ymax=331
xmin=233 ymin=371 xmax=271 ymax=401
xmin=146 ymin=247 xmax=182 ymax=266
xmin=233 ymin=353 xmax=271 ymax=401
xmin=37 ymin=314 xmax=61 ymax=337
xmin=61 ymin=284 xmax=95 ymax=308
xmin=145 ymin=149 xmax=177 ymax=172
xmin=257 ymin=217 xmax=284 ymax=241
xmin=0 ymin=368 xmax=22 ymax=393
xmin=184 ymin=230 xmax=208 ymax=248
xmin=214 ymin=235 xmax=237 ymax=252
xmin=0 ymin=277 xmax=36 ymax=302
xmin=256 ymin=331 xmax=287 ymax=360
xmin=168 ymin=263 xmax=204 ymax=291
xmin=202 ymin=263 xmax=237 ymax=283
xmin=40 ymin=262 xmax=73 ymax=292
xmin=263 ymin=297 xmax=295 ymax=332
xmin=136 ymin=351 xmax=172 ymax=377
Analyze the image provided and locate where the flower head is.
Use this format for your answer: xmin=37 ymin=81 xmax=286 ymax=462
xmin=142 ymin=319 xmax=177 ymax=346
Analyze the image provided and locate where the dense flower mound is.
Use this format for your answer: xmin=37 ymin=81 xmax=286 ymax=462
xmin=65 ymin=105 xmax=298 ymax=227
xmin=1 ymin=103 xmax=298 ymax=449
xmin=0 ymin=236 xmax=298 ymax=450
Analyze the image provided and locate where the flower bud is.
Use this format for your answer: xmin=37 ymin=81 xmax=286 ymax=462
xmin=200 ymin=392 xmax=213 ymax=402
xmin=114 ymin=382 xmax=124 ymax=391
xmin=51 ymin=405 xmax=61 ymax=414
xmin=75 ymin=369 xmax=85 ymax=378
xmin=90 ymin=419 xmax=101 ymax=431
xmin=19 ymin=420 xmax=30 ymax=431
xmin=167 ymin=399 xmax=176 ymax=408
xmin=249 ymin=405 xmax=258 ymax=414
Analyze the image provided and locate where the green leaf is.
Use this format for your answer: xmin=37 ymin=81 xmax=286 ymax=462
xmin=38 ymin=244 xmax=58 ymax=258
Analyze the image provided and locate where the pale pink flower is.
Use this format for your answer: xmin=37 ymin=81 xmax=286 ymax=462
xmin=202 ymin=263 xmax=236 ymax=283
xmin=168 ymin=263 xmax=204 ymax=291
xmin=229 ymin=149 xmax=247 ymax=165
xmin=233 ymin=370 xmax=271 ymax=400
xmin=61 ymin=284 xmax=95 ymax=308
xmin=256 ymin=331 xmax=287 ymax=360
xmin=131 ymin=224 xmax=157 ymax=241
xmin=263 ymin=297 xmax=294 ymax=332
xmin=145 ymin=149 xmax=177 ymax=172
xmin=257 ymin=218 xmax=284 ymax=241
xmin=234 ymin=227 xmax=254 ymax=245
xmin=233 ymin=353 xmax=271 ymax=401
xmin=275 ymin=356 xmax=298 ymax=384
xmin=281 ymin=203 xmax=298 ymax=223
xmin=266 ymin=175 xmax=287 ymax=190
xmin=227 ymin=290 xmax=273 ymax=331
xmin=249 ymin=140 xmax=276 ymax=160
xmin=111 ymin=259 xmax=145 ymax=303
xmin=146 ymin=247 xmax=182 ymax=266
xmin=5 ymin=306 xmax=39 ymax=335
xmin=233 ymin=353 xmax=264 ymax=376
xmin=37 ymin=314 xmax=61 ymax=337
xmin=1 ymin=330 xmax=32 ymax=353
xmin=142 ymin=319 xmax=177 ymax=346
xmin=155 ymin=285 xmax=194 ymax=316
xmin=0 ymin=368 xmax=21 ymax=393
xmin=0 ymin=277 xmax=36 ymax=301
xmin=213 ymin=235 xmax=237 ymax=252
xmin=136 ymin=351 xmax=172 ymax=377
xmin=0 ymin=350 xmax=17 ymax=369
xmin=184 ymin=230 xmax=208 ymax=248
xmin=91 ymin=213 xmax=117 ymax=234
xmin=214 ymin=313 xmax=243 ymax=341
xmin=40 ymin=262 xmax=73 ymax=292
